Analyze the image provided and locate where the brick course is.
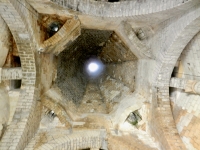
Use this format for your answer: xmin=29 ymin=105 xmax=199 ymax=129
xmin=0 ymin=1 xmax=41 ymax=150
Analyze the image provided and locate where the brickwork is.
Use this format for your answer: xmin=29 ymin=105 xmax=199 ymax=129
xmin=148 ymin=4 xmax=200 ymax=150
xmin=180 ymin=116 xmax=200 ymax=150
xmin=0 ymin=1 xmax=41 ymax=150
xmin=172 ymin=104 xmax=200 ymax=150
xmin=9 ymin=0 xmax=40 ymax=50
xmin=99 ymin=32 xmax=137 ymax=63
xmin=176 ymin=32 xmax=200 ymax=81
xmin=108 ymin=134 xmax=157 ymax=150
xmin=40 ymin=17 xmax=81 ymax=55
xmin=25 ymin=129 xmax=106 ymax=150
xmin=152 ymin=5 xmax=200 ymax=86
xmin=170 ymin=30 xmax=200 ymax=118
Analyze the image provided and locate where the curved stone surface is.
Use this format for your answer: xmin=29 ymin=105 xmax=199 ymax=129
xmin=0 ymin=1 xmax=40 ymax=150
xmin=0 ymin=83 xmax=9 ymax=126
xmin=151 ymin=4 xmax=200 ymax=150
xmin=51 ymin=0 xmax=198 ymax=17
xmin=0 ymin=16 xmax=10 ymax=67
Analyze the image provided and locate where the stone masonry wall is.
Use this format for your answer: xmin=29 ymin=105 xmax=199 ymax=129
xmin=106 ymin=61 xmax=136 ymax=91
xmin=0 ymin=1 xmax=41 ymax=150
xmin=173 ymin=104 xmax=200 ymax=150
xmin=170 ymin=27 xmax=200 ymax=149
xmin=149 ymin=3 xmax=200 ymax=150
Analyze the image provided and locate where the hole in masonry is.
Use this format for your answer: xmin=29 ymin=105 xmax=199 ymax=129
xmin=108 ymin=0 xmax=120 ymax=2
xmin=84 ymin=57 xmax=105 ymax=79
xmin=10 ymin=80 xmax=21 ymax=90
xmin=48 ymin=22 xmax=61 ymax=37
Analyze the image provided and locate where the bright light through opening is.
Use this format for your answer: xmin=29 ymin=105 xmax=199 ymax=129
xmin=84 ymin=58 xmax=105 ymax=78
xmin=88 ymin=62 xmax=99 ymax=73
xmin=53 ymin=26 xmax=59 ymax=32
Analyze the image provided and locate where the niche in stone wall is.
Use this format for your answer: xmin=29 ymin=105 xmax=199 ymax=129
xmin=3 ymin=38 xmax=22 ymax=90
xmin=38 ymin=14 xmax=69 ymax=41
xmin=10 ymin=56 xmax=21 ymax=90
xmin=108 ymin=0 xmax=120 ymax=2
xmin=126 ymin=110 xmax=142 ymax=127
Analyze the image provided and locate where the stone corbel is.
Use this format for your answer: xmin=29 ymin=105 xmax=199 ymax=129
xmin=193 ymin=81 xmax=200 ymax=94
xmin=185 ymin=80 xmax=198 ymax=93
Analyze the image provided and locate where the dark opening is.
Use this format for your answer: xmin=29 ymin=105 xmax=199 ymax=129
xmin=10 ymin=56 xmax=21 ymax=90
xmin=56 ymin=29 xmax=112 ymax=105
xmin=48 ymin=22 xmax=61 ymax=37
xmin=108 ymin=0 xmax=119 ymax=2
xmin=12 ymin=56 xmax=21 ymax=67
xmin=10 ymin=80 xmax=21 ymax=90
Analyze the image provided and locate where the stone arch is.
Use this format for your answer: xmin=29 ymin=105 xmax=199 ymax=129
xmin=0 ymin=1 xmax=41 ymax=150
xmin=170 ymin=43 xmax=200 ymax=150
xmin=151 ymin=4 xmax=200 ymax=150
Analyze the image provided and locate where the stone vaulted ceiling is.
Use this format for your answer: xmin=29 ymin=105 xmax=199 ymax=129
xmin=0 ymin=0 xmax=200 ymax=150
